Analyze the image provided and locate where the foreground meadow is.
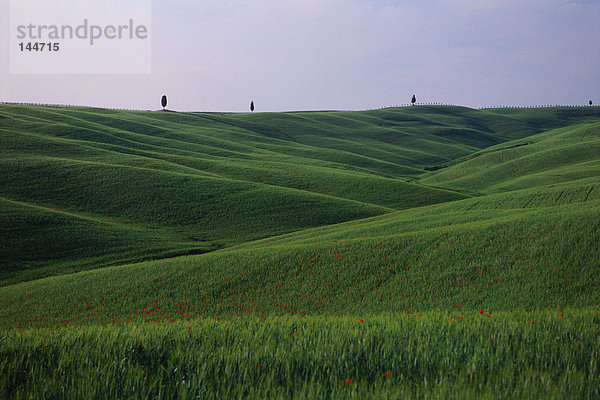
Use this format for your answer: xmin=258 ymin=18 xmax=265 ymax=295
xmin=2 ymin=311 xmax=599 ymax=399
xmin=1 ymin=194 xmax=598 ymax=398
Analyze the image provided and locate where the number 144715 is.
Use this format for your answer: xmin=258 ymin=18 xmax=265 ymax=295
xmin=19 ymin=42 xmax=60 ymax=51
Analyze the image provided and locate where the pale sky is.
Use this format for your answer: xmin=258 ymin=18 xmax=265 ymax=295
xmin=1 ymin=0 xmax=599 ymax=112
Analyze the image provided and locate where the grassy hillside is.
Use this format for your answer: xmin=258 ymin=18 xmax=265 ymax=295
xmin=0 ymin=196 xmax=207 ymax=286
xmin=2 ymin=168 xmax=598 ymax=398
xmin=2 ymin=181 xmax=598 ymax=329
xmin=1 ymin=104 xmax=598 ymax=285
xmin=1 ymin=104 xmax=598 ymax=314
xmin=7 ymin=104 xmax=517 ymax=284
xmin=2 ymin=104 xmax=600 ymax=398
xmin=421 ymin=120 xmax=600 ymax=193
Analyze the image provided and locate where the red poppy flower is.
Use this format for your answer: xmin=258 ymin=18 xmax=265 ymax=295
xmin=479 ymin=309 xmax=484 ymax=315
xmin=346 ymin=378 xmax=352 ymax=384
xmin=384 ymin=372 xmax=390 ymax=377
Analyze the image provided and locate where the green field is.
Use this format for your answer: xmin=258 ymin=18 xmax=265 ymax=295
xmin=1 ymin=104 xmax=599 ymax=398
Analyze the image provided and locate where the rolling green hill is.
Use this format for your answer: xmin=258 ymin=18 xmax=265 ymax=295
xmin=2 ymin=181 xmax=598 ymax=329
xmin=421 ymin=120 xmax=600 ymax=193
xmin=5 ymin=104 xmax=501 ymax=284
xmin=1 ymin=103 xmax=599 ymax=300
xmin=1 ymin=104 xmax=600 ymax=399
xmin=1 ymin=104 xmax=599 ymax=286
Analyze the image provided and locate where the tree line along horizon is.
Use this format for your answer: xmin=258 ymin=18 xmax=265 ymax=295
xmin=159 ymin=95 xmax=418 ymax=112
xmin=159 ymin=94 xmax=594 ymax=112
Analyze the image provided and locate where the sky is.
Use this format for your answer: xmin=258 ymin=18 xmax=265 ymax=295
xmin=1 ymin=0 xmax=599 ymax=112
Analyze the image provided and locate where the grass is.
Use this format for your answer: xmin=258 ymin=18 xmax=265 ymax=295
xmin=0 ymin=196 xmax=208 ymax=286
xmin=4 ymin=104 xmax=512 ymax=284
xmin=1 ymin=311 xmax=599 ymax=399
xmin=1 ymin=197 xmax=598 ymax=331
xmin=421 ymin=121 xmax=600 ymax=193
xmin=1 ymin=104 xmax=599 ymax=398
xmin=4 ymin=104 xmax=600 ymax=283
